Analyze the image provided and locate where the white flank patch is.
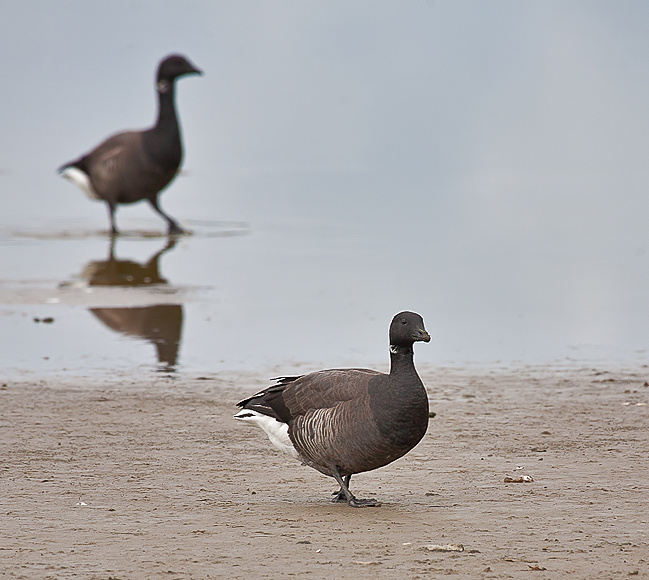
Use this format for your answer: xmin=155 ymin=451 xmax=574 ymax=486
xmin=60 ymin=167 xmax=100 ymax=201
xmin=234 ymin=409 xmax=299 ymax=458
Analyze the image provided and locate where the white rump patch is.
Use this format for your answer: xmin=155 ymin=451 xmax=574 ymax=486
xmin=234 ymin=409 xmax=299 ymax=459
xmin=60 ymin=167 xmax=100 ymax=201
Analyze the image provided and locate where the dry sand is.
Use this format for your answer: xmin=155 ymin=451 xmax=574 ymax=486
xmin=1 ymin=365 xmax=648 ymax=579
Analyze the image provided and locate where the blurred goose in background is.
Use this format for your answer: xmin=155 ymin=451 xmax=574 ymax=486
xmin=235 ymin=311 xmax=431 ymax=507
xmin=59 ymin=54 xmax=202 ymax=235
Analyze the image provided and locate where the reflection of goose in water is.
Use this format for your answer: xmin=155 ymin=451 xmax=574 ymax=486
xmin=84 ymin=236 xmax=183 ymax=371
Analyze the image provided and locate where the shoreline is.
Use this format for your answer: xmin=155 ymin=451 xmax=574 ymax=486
xmin=2 ymin=365 xmax=648 ymax=578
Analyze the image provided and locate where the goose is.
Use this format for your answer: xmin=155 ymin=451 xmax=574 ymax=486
xmin=234 ymin=311 xmax=431 ymax=507
xmin=58 ymin=54 xmax=202 ymax=235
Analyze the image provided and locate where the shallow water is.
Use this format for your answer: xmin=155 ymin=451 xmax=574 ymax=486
xmin=0 ymin=209 xmax=647 ymax=379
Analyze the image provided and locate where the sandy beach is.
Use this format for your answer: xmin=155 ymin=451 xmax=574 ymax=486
xmin=1 ymin=365 xmax=648 ymax=579
xmin=4 ymin=2 xmax=649 ymax=578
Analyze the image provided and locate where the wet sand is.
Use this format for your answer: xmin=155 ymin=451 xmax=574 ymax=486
xmin=2 ymin=365 xmax=648 ymax=579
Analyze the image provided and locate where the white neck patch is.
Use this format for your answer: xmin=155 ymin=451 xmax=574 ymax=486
xmin=157 ymin=80 xmax=171 ymax=93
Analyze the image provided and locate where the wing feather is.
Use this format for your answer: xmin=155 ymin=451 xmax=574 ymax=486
xmin=237 ymin=368 xmax=399 ymax=476
xmin=281 ymin=368 xmax=382 ymax=415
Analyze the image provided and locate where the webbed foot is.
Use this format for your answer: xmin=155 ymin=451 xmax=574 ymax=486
xmin=348 ymin=497 xmax=381 ymax=508
xmin=330 ymin=469 xmax=381 ymax=508
xmin=168 ymin=223 xmax=188 ymax=236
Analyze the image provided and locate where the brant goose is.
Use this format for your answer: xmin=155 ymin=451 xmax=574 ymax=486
xmin=234 ymin=311 xmax=431 ymax=507
xmin=59 ymin=54 xmax=202 ymax=235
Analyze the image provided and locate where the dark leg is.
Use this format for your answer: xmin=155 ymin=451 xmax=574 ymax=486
xmin=331 ymin=475 xmax=351 ymax=502
xmin=144 ymin=236 xmax=178 ymax=269
xmin=331 ymin=467 xmax=380 ymax=508
xmin=106 ymin=202 xmax=118 ymax=235
xmin=148 ymin=197 xmax=187 ymax=236
xmin=107 ymin=232 xmax=117 ymax=261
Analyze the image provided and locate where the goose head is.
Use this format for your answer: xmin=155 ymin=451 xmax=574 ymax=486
xmin=157 ymin=54 xmax=203 ymax=85
xmin=389 ymin=311 xmax=430 ymax=348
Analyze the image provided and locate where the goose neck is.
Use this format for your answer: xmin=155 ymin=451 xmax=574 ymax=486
xmin=388 ymin=344 xmax=416 ymax=375
xmin=154 ymin=81 xmax=179 ymax=133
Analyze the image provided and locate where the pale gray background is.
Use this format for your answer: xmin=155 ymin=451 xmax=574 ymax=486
xmin=1 ymin=1 xmax=647 ymax=375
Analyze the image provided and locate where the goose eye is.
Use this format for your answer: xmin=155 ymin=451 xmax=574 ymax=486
xmin=401 ymin=319 xmax=407 ymax=325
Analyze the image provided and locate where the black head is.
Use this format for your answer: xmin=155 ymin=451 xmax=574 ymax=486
xmin=157 ymin=54 xmax=203 ymax=83
xmin=389 ymin=311 xmax=430 ymax=347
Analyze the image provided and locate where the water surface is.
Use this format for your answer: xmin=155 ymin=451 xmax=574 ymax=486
xmin=1 ymin=2 xmax=648 ymax=378
xmin=0 ymin=210 xmax=646 ymax=379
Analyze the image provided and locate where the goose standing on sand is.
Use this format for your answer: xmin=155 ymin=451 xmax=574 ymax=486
xmin=234 ymin=311 xmax=431 ymax=507
xmin=59 ymin=54 xmax=202 ymax=235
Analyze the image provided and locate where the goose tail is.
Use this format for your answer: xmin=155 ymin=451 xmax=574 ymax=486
xmin=234 ymin=409 xmax=299 ymax=458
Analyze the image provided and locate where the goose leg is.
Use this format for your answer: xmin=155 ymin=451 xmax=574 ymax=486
xmin=331 ymin=467 xmax=381 ymax=508
xmin=106 ymin=202 xmax=119 ymax=235
xmin=148 ymin=197 xmax=186 ymax=236
xmin=331 ymin=475 xmax=351 ymax=502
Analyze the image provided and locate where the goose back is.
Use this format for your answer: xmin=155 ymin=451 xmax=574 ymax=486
xmin=70 ymin=130 xmax=180 ymax=205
